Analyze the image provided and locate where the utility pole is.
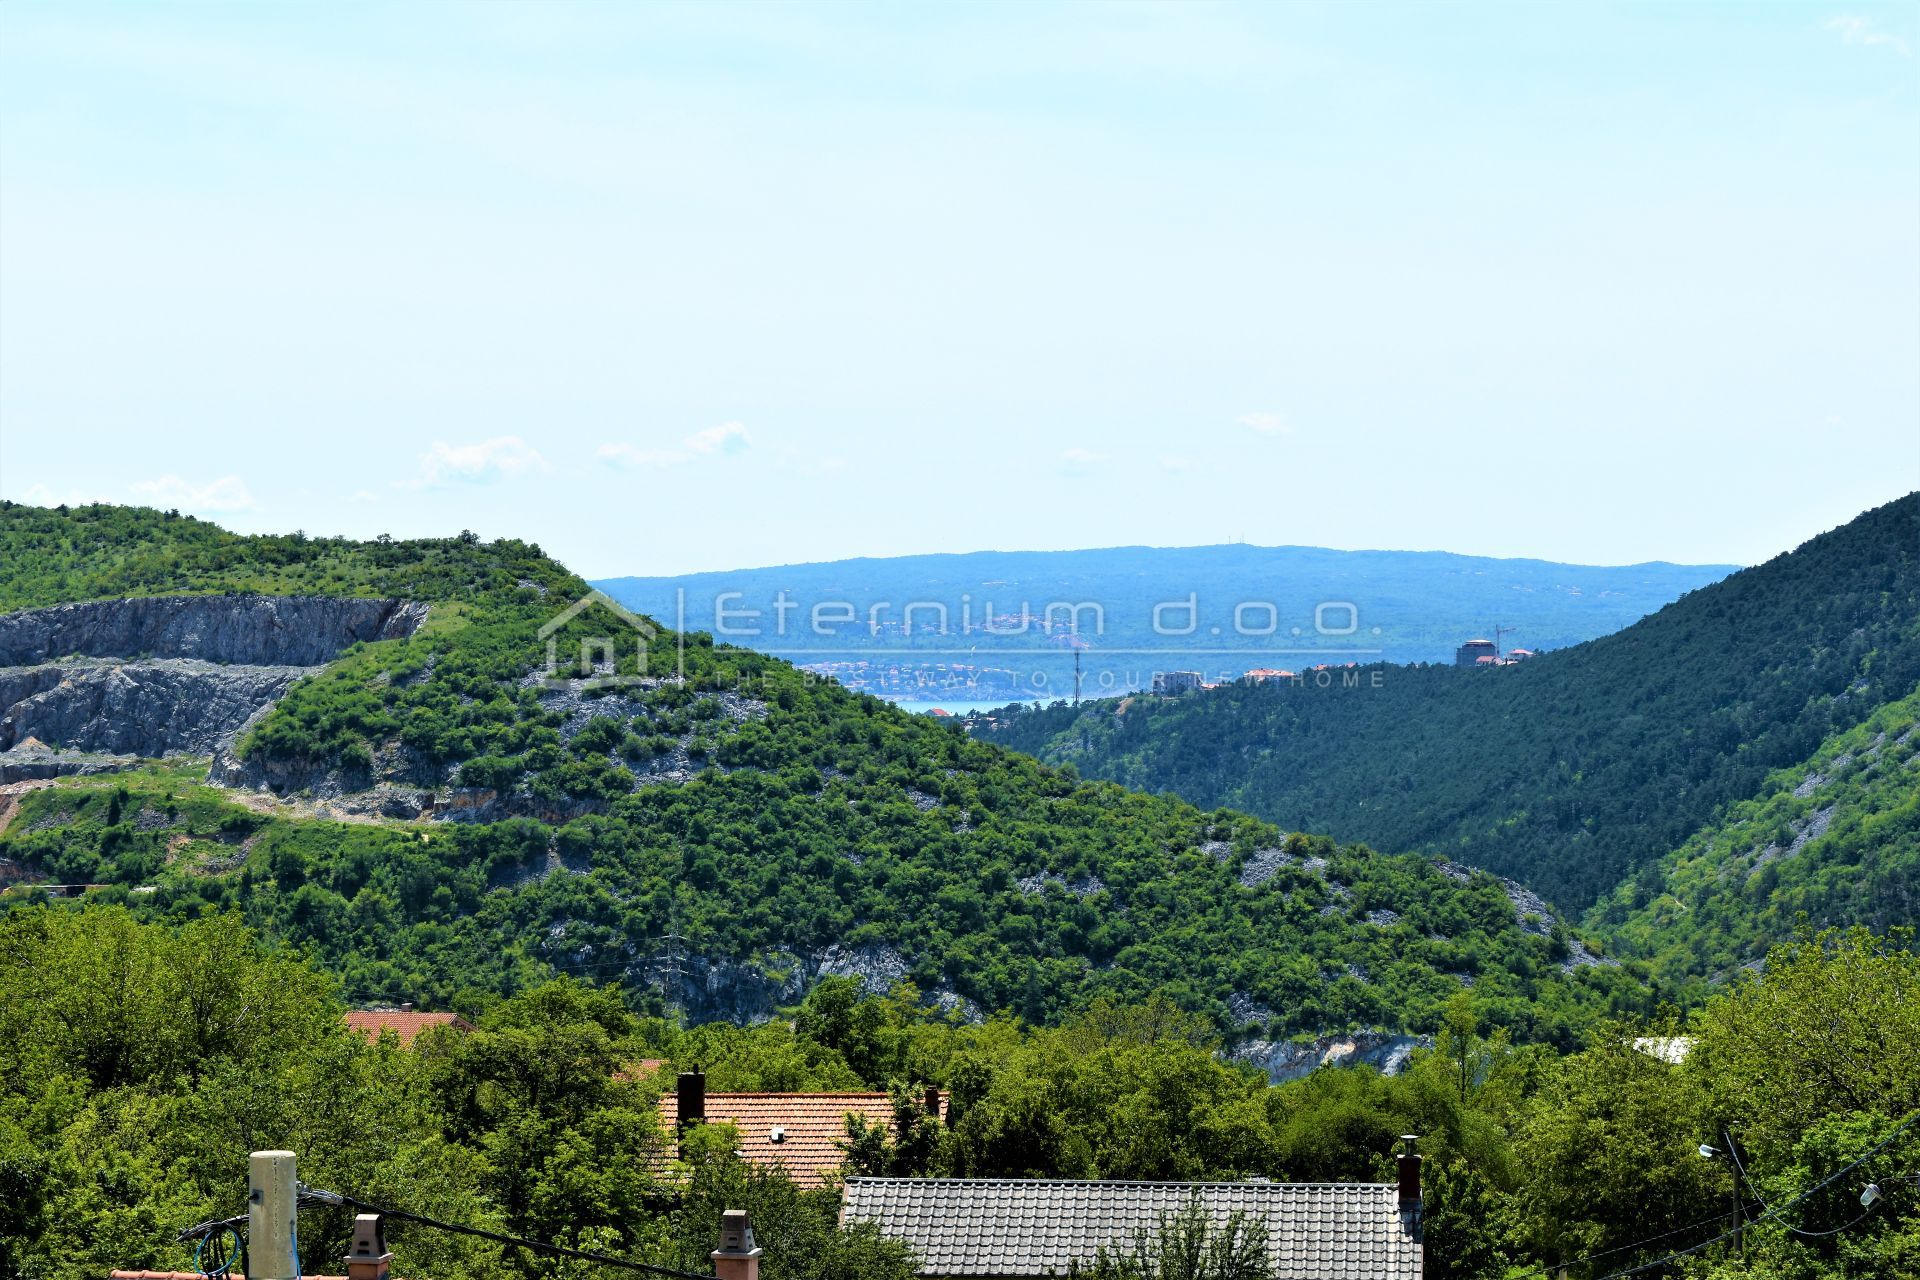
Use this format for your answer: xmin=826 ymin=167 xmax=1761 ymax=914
xmin=657 ymin=895 xmax=691 ymax=1019
xmin=1725 ymin=1128 xmax=1745 ymax=1260
xmin=249 ymin=1150 xmax=298 ymax=1280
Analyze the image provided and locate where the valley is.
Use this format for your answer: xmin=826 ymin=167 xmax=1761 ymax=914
xmin=2 ymin=498 xmax=1914 ymax=1280
xmin=5 ymin=4 xmax=1915 ymax=1274
xmin=0 ymin=502 xmax=1641 ymax=1045
xmin=980 ymin=494 xmax=1920 ymax=918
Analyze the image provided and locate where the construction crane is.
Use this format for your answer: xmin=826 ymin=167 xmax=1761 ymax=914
xmin=1494 ymin=624 xmax=1517 ymax=657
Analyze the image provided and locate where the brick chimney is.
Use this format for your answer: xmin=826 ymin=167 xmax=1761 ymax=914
xmin=711 ymin=1208 xmax=761 ymax=1280
xmin=1397 ymin=1134 xmax=1421 ymax=1207
xmin=1397 ymin=1133 xmax=1423 ymax=1250
xmin=677 ymin=1067 xmax=707 ymax=1131
xmin=343 ymin=1213 xmax=392 ymax=1280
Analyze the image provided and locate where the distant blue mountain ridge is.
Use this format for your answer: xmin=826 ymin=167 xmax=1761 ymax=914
xmin=595 ymin=544 xmax=1738 ymax=702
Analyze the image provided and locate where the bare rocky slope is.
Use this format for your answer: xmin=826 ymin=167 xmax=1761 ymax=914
xmin=0 ymin=593 xmax=425 ymax=665
xmin=0 ymin=594 xmax=425 ymax=780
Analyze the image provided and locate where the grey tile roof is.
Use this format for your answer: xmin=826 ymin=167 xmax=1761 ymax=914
xmin=842 ymin=1178 xmax=1421 ymax=1279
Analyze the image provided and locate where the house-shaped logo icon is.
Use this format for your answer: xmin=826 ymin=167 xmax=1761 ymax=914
xmin=536 ymin=589 xmax=662 ymax=690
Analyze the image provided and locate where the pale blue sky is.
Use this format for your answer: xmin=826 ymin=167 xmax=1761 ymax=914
xmin=2 ymin=1 xmax=1915 ymax=576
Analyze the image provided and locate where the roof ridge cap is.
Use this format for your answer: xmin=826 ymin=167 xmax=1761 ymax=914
xmin=702 ymin=1090 xmax=891 ymax=1097
xmin=844 ymin=1177 xmax=1396 ymax=1189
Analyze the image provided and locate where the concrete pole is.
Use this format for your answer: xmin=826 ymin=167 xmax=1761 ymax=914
xmin=249 ymin=1150 xmax=300 ymax=1280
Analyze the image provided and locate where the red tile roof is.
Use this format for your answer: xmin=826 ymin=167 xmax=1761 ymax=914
xmin=616 ymin=1058 xmax=667 ymax=1083
xmin=344 ymin=1010 xmax=473 ymax=1047
xmin=659 ymin=1091 xmax=946 ymax=1188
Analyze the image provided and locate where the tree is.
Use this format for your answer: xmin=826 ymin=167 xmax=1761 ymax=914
xmin=1511 ymin=1035 xmax=1720 ymax=1276
xmin=1069 ymin=1199 xmax=1269 ymax=1280
xmin=843 ymin=1084 xmax=943 ymax=1178
xmin=1691 ymin=927 xmax=1920 ymax=1161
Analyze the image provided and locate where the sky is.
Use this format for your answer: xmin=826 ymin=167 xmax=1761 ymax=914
xmin=1 ymin=1 xmax=1916 ymax=577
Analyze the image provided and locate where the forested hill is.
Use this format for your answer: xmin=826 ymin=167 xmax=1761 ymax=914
xmin=0 ymin=502 xmax=1647 ymax=1045
xmin=978 ymin=494 xmax=1920 ymax=913
xmin=1587 ymin=685 xmax=1920 ymax=993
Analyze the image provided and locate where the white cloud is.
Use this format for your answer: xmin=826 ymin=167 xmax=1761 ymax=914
xmin=686 ymin=421 xmax=752 ymax=455
xmin=349 ymin=488 xmax=381 ymax=504
xmin=599 ymin=422 xmax=755 ymax=469
xmin=412 ymin=436 xmax=549 ymax=488
xmin=1826 ymin=15 xmax=1912 ymax=55
xmin=1058 ymin=447 xmax=1107 ymax=477
xmin=129 ymin=473 xmax=256 ymax=512
xmin=1160 ymin=455 xmax=1201 ymax=474
xmin=1237 ymin=411 xmax=1290 ymax=436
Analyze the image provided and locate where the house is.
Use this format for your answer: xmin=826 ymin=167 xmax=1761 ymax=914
xmin=343 ymin=1007 xmax=473 ymax=1048
xmin=1150 ymin=670 xmax=1204 ymax=695
xmin=842 ymin=1153 xmax=1423 ymax=1279
xmin=1242 ymin=668 xmax=1296 ymax=684
xmin=663 ymin=1070 xmax=947 ymax=1188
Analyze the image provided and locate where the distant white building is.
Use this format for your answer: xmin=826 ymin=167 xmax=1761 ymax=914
xmin=1630 ymin=1036 xmax=1696 ymax=1064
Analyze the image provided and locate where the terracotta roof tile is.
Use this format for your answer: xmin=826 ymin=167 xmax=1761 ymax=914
xmin=343 ymin=1010 xmax=473 ymax=1047
xmin=616 ymin=1058 xmax=667 ymax=1083
xmin=660 ymin=1092 xmax=945 ymax=1188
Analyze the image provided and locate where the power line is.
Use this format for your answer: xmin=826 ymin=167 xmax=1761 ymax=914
xmin=1501 ymin=1199 xmax=1764 ymax=1280
xmin=1589 ymin=1111 xmax=1916 ymax=1280
xmin=299 ymin=1186 xmax=715 ymax=1280
xmin=1504 ymin=1110 xmax=1914 ymax=1280
xmin=1497 ymin=1197 xmax=1766 ymax=1274
xmin=1724 ymin=1131 xmax=1896 ymax=1242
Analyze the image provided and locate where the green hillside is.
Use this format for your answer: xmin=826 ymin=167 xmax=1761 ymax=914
xmin=0 ymin=502 xmax=1645 ymax=1045
xmin=1588 ymin=685 xmax=1920 ymax=993
xmin=979 ymin=494 xmax=1920 ymax=911
xmin=0 ymin=500 xmax=555 ymax=607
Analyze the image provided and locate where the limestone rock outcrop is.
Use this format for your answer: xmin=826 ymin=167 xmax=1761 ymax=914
xmin=0 ymin=594 xmax=424 ymax=777
xmin=0 ymin=594 xmax=425 ymax=667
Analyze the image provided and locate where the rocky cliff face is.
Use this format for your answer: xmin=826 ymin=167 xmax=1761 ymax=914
xmin=0 ymin=595 xmax=424 ymax=777
xmin=0 ymin=659 xmax=312 ymax=756
xmin=0 ymin=594 xmax=426 ymax=667
xmin=1228 ymin=1031 xmax=1431 ymax=1083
